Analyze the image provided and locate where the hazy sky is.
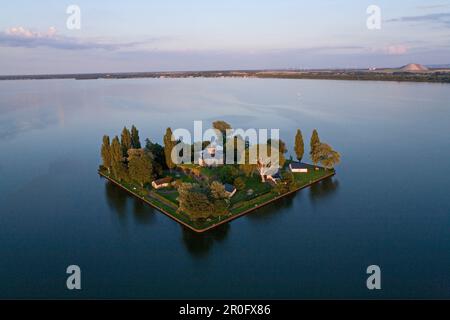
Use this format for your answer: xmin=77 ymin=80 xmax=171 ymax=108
xmin=1 ymin=0 xmax=450 ymax=74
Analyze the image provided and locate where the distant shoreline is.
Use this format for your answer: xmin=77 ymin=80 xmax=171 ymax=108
xmin=1 ymin=68 xmax=450 ymax=83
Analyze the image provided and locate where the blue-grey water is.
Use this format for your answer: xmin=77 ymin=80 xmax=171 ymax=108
xmin=0 ymin=78 xmax=449 ymax=299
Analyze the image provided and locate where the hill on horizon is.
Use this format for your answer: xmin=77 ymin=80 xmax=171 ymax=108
xmin=400 ymin=63 xmax=429 ymax=72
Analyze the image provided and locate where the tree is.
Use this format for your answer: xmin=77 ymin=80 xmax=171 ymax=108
xmin=163 ymin=127 xmax=176 ymax=171
xmin=210 ymin=181 xmax=227 ymax=199
xmin=145 ymin=138 xmax=166 ymax=171
xmin=310 ymin=129 xmax=321 ymax=164
xmin=177 ymin=183 xmax=214 ymax=220
xmin=314 ymin=143 xmax=341 ymax=169
xmin=101 ymin=135 xmax=112 ymax=173
xmin=111 ymin=136 xmax=122 ymax=163
xmin=177 ymin=182 xmax=230 ymax=219
xmin=218 ymin=165 xmax=239 ymax=184
xmin=294 ymin=129 xmax=304 ymax=161
xmin=273 ymin=172 xmax=295 ymax=194
xmin=131 ymin=125 xmax=141 ymax=149
xmin=212 ymin=120 xmax=232 ymax=137
xmin=128 ymin=149 xmax=153 ymax=187
xmin=225 ymin=135 xmax=245 ymax=164
xmin=121 ymin=127 xmax=132 ymax=157
xmin=267 ymin=138 xmax=287 ymax=168
xmin=239 ymin=148 xmax=257 ymax=177
xmin=213 ymin=120 xmax=232 ymax=160
xmin=111 ymin=136 xmax=128 ymax=181
xmin=234 ymin=177 xmax=245 ymax=190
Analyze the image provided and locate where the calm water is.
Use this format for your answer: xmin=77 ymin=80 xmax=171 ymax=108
xmin=0 ymin=78 xmax=449 ymax=299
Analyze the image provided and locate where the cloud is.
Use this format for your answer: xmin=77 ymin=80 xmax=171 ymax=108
xmin=385 ymin=45 xmax=408 ymax=55
xmin=385 ymin=12 xmax=450 ymax=27
xmin=0 ymin=26 xmax=155 ymax=50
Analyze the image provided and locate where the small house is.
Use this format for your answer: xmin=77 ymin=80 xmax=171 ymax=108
xmin=289 ymin=162 xmax=309 ymax=173
xmin=266 ymin=170 xmax=282 ymax=184
xmin=151 ymin=177 xmax=173 ymax=189
xmin=224 ymin=183 xmax=237 ymax=198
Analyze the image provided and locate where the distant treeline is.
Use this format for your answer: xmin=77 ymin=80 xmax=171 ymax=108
xmin=1 ymin=70 xmax=450 ymax=83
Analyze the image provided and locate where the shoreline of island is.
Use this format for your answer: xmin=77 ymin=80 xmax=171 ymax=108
xmin=99 ymin=124 xmax=341 ymax=233
xmin=99 ymin=168 xmax=335 ymax=233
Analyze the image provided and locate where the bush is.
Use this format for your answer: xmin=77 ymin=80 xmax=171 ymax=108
xmin=177 ymin=182 xmax=229 ymax=220
xmin=234 ymin=177 xmax=246 ymax=190
xmin=173 ymin=179 xmax=183 ymax=189
xmin=218 ymin=165 xmax=240 ymax=184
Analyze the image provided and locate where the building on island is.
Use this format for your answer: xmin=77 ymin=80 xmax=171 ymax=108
xmin=289 ymin=162 xmax=309 ymax=173
xmin=151 ymin=177 xmax=173 ymax=189
xmin=224 ymin=183 xmax=237 ymax=198
xmin=198 ymin=143 xmax=224 ymax=167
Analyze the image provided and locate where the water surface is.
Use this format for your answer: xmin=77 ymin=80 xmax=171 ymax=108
xmin=0 ymin=78 xmax=449 ymax=298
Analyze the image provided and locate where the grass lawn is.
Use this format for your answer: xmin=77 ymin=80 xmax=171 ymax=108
xmin=164 ymin=170 xmax=196 ymax=183
xmin=230 ymin=175 xmax=272 ymax=205
xmin=155 ymin=189 xmax=179 ymax=205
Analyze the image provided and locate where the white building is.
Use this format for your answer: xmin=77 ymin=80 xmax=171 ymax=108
xmin=198 ymin=143 xmax=224 ymax=167
xmin=289 ymin=162 xmax=309 ymax=173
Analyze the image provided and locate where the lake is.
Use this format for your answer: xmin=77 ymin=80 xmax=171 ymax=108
xmin=0 ymin=78 xmax=449 ymax=299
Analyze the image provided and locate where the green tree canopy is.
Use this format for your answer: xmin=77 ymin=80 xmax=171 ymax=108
xmin=267 ymin=139 xmax=287 ymax=168
xmin=128 ymin=149 xmax=154 ymax=187
xmin=234 ymin=177 xmax=246 ymax=190
xmin=163 ymin=127 xmax=176 ymax=171
xmin=121 ymin=127 xmax=132 ymax=157
xmin=314 ymin=143 xmax=341 ymax=169
xmin=177 ymin=182 xmax=229 ymax=219
xmin=225 ymin=135 xmax=245 ymax=164
xmin=131 ymin=125 xmax=141 ymax=149
xmin=294 ymin=129 xmax=304 ymax=161
xmin=239 ymin=148 xmax=257 ymax=177
xmin=310 ymin=129 xmax=321 ymax=164
xmin=145 ymin=138 xmax=165 ymax=175
xmin=210 ymin=181 xmax=227 ymax=200
xmin=177 ymin=183 xmax=214 ymax=220
xmin=213 ymin=120 xmax=232 ymax=160
xmin=111 ymin=136 xmax=122 ymax=163
xmin=101 ymin=135 xmax=112 ymax=172
xmin=218 ymin=165 xmax=240 ymax=184
xmin=111 ymin=136 xmax=128 ymax=181
xmin=212 ymin=120 xmax=232 ymax=137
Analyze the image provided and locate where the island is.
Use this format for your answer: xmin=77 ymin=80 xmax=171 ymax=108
xmin=98 ymin=121 xmax=341 ymax=232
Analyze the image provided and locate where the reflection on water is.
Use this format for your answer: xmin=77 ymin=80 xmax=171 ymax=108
xmin=245 ymin=191 xmax=295 ymax=221
xmin=132 ymin=198 xmax=156 ymax=224
xmin=181 ymin=224 xmax=230 ymax=258
xmin=105 ymin=180 xmax=128 ymax=217
xmin=104 ymin=180 xmax=156 ymax=224
xmin=1 ymin=78 xmax=447 ymax=298
xmin=309 ymin=176 xmax=340 ymax=202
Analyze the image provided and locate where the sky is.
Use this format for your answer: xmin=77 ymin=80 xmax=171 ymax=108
xmin=0 ymin=0 xmax=450 ymax=74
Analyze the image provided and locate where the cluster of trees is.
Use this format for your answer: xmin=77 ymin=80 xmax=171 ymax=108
xmin=177 ymin=181 xmax=229 ymax=220
xmin=309 ymin=129 xmax=340 ymax=169
xmin=101 ymin=122 xmax=341 ymax=220
xmin=100 ymin=125 xmax=165 ymax=186
xmin=273 ymin=171 xmax=296 ymax=194
xmin=293 ymin=128 xmax=340 ymax=169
